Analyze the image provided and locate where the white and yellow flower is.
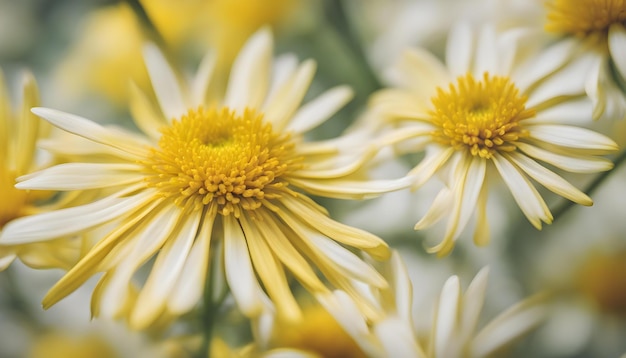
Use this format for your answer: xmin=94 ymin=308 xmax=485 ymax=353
xmin=320 ymin=252 xmax=547 ymax=358
xmin=369 ymin=23 xmax=618 ymax=256
xmin=0 ymin=69 xmax=84 ymax=271
xmin=544 ymin=0 xmax=626 ymax=121
xmin=0 ymin=29 xmax=409 ymax=329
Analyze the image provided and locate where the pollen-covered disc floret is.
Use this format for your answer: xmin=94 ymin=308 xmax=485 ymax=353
xmin=545 ymin=0 xmax=626 ymax=37
xmin=430 ymin=72 xmax=535 ymax=159
xmin=144 ymin=106 xmax=301 ymax=216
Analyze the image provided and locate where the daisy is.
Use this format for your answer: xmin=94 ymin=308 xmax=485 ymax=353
xmin=544 ymin=0 xmax=626 ymax=121
xmin=0 ymin=69 xmax=82 ymax=271
xmin=369 ymin=23 xmax=618 ymax=256
xmin=0 ymin=29 xmax=409 ymax=329
xmin=320 ymin=252 xmax=547 ymax=358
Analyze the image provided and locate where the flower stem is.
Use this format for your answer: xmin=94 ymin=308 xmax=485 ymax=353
xmin=551 ymin=147 xmax=626 ymax=220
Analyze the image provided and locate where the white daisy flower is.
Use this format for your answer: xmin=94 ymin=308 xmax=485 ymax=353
xmin=368 ymin=23 xmax=618 ymax=256
xmin=0 ymin=28 xmax=409 ymax=329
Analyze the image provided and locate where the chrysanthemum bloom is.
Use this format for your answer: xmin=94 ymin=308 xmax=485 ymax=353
xmin=0 ymin=70 xmax=82 ymax=271
xmin=320 ymin=252 xmax=547 ymax=358
xmin=544 ymin=0 xmax=626 ymax=121
xmin=0 ymin=29 xmax=406 ymax=329
xmin=369 ymin=24 xmax=619 ymax=256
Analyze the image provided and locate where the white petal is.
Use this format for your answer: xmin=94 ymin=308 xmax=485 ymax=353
xmin=435 ymin=276 xmax=461 ymax=358
xmin=16 ymin=163 xmax=142 ymax=190
xmin=525 ymin=54 xmax=595 ymax=108
xmin=459 ymin=267 xmax=489 ymax=343
xmin=528 ymin=124 xmax=618 ymax=152
xmin=446 ymin=22 xmax=474 ymax=77
xmin=129 ymin=82 xmax=167 ymax=140
xmin=130 ymin=209 xmax=199 ymax=328
xmin=505 ymin=152 xmax=592 ymax=205
xmin=473 ymin=24 xmax=498 ymax=76
xmin=223 ymin=215 xmax=264 ymax=317
xmin=263 ymin=60 xmax=316 ymax=130
xmin=449 ymin=156 xmax=486 ymax=240
xmin=168 ymin=214 xmax=214 ymax=313
xmin=264 ymin=54 xmax=298 ymax=108
xmin=0 ymin=190 xmax=151 ymax=244
xmin=385 ymin=47 xmax=450 ymax=93
xmin=525 ymin=97 xmax=592 ymax=125
xmin=142 ymin=43 xmax=188 ymax=120
xmin=31 ymin=107 xmax=149 ymax=158
xmin=286 ymin=85 xmax=353 ymax=133
xmin=389 ymin=251 xmax=413 ymax=321
xmin=375 ymin=318 xmax=424 ymax=358
xmin=191 ymin=50 xmax=217 ymax=107
xmin=516 ymin=142 xmax=613 ymax=173
xmin=408 ymin=147 xmax=455 ymax=190
xmin=512 ymin=38 xmax=577 ymax=93
xmin=414 ymin=187 xmax=454 ymax=230
xmin=224 ymin=27 xmax=273 ymax=111
xmin=308 ymin=233 xmax=386 ymax=288
xmin=290 ymin=176 xmax=413 ymax=200
xmin=609 ymin=23 xmax=626 ymax=81
xmin=472 ymin=295 xmax=547 ymax=357
xmin=492 ymin=154 xmax=551 ymax=229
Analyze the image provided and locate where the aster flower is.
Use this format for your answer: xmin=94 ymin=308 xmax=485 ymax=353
xmin=320 ymin=252 xmax=547 ymax=358
xmin=369 ymin=23 xmax=618 ymax=256
xmin=0 ymin=69 xmax=83 ymax=271
xmin=0 ymin=29 xmax=409 ymax=329
xmin=544 ymin=0 xmax=626 ymax=121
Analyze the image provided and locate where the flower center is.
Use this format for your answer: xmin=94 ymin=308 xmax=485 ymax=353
xmin=143 ymin=107 xmax=300 ymax=217
xmin=429 ymin=72 xmax=534 ymax=159
xmin=270 ymin=305 xmax=366 ymax=358
xmin=577 ymin=250 xmax=626 ymax=317
xmin=545 ymin=0 xmax=626 ymax=37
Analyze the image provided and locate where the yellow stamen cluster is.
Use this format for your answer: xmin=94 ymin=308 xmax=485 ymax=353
xmin=545 ymin=0 xmax=626 ymax=37
xmin=144 ymin=107 xmax=300 ymax=216
xmin=430 ymin=72 xmax=534 ymax=159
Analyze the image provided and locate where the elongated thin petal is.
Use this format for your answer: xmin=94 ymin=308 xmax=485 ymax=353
xmin=191 ymin=50 xmax=217 ymax=107
xmin=435 ymin=276 xmax=461 ymax=358
xmin=528 ymin=124 xmax=618 ymax=152
xmin=505 ymin=152 xmax=592 ymax=205
xmin=493 ymin=154 xmax=552 ymax=229
xmin=129 ymin=82 xmax=166 ymax=140
xmin=459 ymin=267 xmax=489 ymax=344
xmin=290 ymin=176 xmax=413 ymax=200
xmin=31 ymin=107 xmax=150 ymax=158
xmin=446 ymin=22 xmax=473 ymax=77
xmin=224 ymin=27 xmax=272 ymax=111
xmin=223 ymin=215 xmax=264 ymax=317
xmin=516 ymin=142 xmax=613 ymax=173
xmin=143 ymin=43 xmax=187 ymax=120
xmin=287 ymin=86 xmax=353 ymax=134
xmin=609 ymin=23 xmax=626 ymax=81
xmin=16 ymin=163 xmax=143 ymax=190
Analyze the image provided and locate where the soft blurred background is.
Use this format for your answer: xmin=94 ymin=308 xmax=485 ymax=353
xmin=1 ymin=0 xmax=626 ymax=357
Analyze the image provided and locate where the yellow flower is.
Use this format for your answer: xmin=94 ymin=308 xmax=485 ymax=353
xmin=0 ymin=29 xmax=407 ymax=329
xmin=544 ymin=0 xmax=626 ymax=121
xmin=369 ymin=23 xmax=618 ymax=256
xmin=0 ymin=69 xmax=81 ymax=271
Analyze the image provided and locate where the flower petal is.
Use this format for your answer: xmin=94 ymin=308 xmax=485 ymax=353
xmin=528 ymin=124 xmax=618 ymax=152
xmin=286 ymin=85 xmax=353 ymax=134
xmin=446 ymin=22 xmax=474 ymax=77
xmin=142 ymin=43 xmax=188 ymax=120
xmin=609 ymin=23 xmax=626 ymax=81
xmin=516 ymin=142 xmax=613 ymax=173
xmin=16 ymin=163 xmax=143 ymax=190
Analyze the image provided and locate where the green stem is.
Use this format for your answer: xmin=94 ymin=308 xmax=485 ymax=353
xmin=551 ymin=147 xmax=626 ymax=220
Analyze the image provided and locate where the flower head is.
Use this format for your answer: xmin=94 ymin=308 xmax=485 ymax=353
xmin=544 ymin=0 xmax=626 ymax=121
xmin=369 ymin=24 xmax=618 ymax=256
xmin=0 ymin=69 xmax=82 ymax=271
xmin=320 ymin=252 xmax=547 ymax=358
xmin=0 ymin=29 xmax=405 ymax=329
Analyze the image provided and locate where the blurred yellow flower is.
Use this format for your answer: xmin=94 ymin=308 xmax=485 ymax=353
xmin=0 ymin=29 xmax=409 ymax=329
xmin=0 ymin=69 xmax=81 ymax=271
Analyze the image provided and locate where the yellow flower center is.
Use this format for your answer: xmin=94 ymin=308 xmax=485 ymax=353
xmin=144 ymin=107 xmax=300 ymax=217
xmin=577 ymin=250 xmax=626 ymax=317
xmin=271 ymin=305 xmax=366 ymax=358
xmin=545 ymin=0 xmax=626 ymax=37
xmin=429 ymin=72 xmax=534 ymax=159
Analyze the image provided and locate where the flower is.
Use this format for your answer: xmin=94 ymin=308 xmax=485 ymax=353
xmin=0 ymin=69 xmax=82 ymax=271
xmin=369 ymin=23 xmax=618 ymax=256
xmin=0 ymin=29 xmax=407 ymax=329
xmin=320 ymin=252 xmax=547 ymax=358
xmin=544 ymin=0 xmax=626 ymax=121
